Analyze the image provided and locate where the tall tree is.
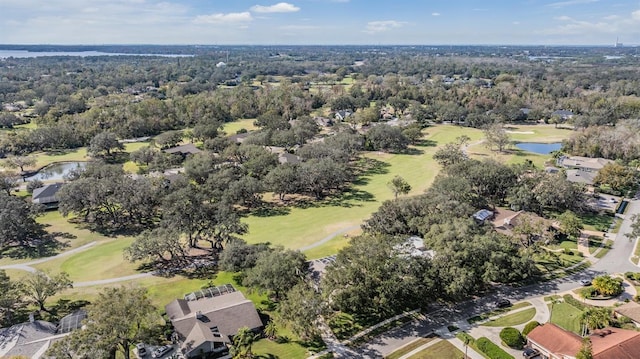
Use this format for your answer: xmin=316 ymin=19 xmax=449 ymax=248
xmin=0 ymin=270 xmax=25 ymax=326
xmin=387 ymin=175 xmax=411 ymax=199
xmin=231 ymin=326 xmax=260 ymax=359
xmin=48 ymin=287 xmax=161 ymax=359
xmin=483 ymin=123 xmax=511 ymax=152
xmin=0 ymin=193 xmax=50 ymax=255
xmin=278 ymin=282 xmax=325 ymax=340
xmin=557 ymin=210 xmax=583 ymax=240
xmin=243 ymin=247 xmax=307 ymax=300
xmin=23 ymin=270 xmax=73 ymax=313
xmin=0 ymin=170 xmax=19 ymax=195
xmin=88 ymin=131 xmax=124 ymax=158
xmin=2 ymin=155 xmax=36 ymax=173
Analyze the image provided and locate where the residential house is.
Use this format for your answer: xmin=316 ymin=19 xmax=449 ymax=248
xmin=228 ymin=132 xmax=251 ymax=144
xmin=31 ymin=182 xmax=64 ymax=209
xmin=165 ymin=285 xmax=263 ymax=359
xmin=557 ymin=155 xmax=614 ymax=185
xmin=334 ymin=110 xmax=353 ymax=121
xmin=162 ymin=143 xmax=202 ymax=158
xmin=614 ymin=301 xmax=640 ymax=327
xmin=0 ymin=311 xmax=86 ymax=359
xmin=552 ymin=109 xmax=575 ymax=120
xmin=473 ymin=209 xmax=494 ymax=224
xmin=490 ymin=209 xmax=551 ymax=238
xmin=527 ymin=323 xmax=640 ymax=359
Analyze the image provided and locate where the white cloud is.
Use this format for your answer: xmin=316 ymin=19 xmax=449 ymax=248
xmin=279 ymin=25 xmax=320 ymax=30
xmin=513 ymin=21 xmax=520 ymax=25
xmin=432 ymin=12 xmax=441 ymax=16
xmin=250 ymin=2 xmax=300 ymax=13
xmin=547 ymin=0 xmax=598 ymax=8
xmin=603 ymin=15 xmax=620 ymax=20
xmin=193 ymin=12 xmax=253 ymax=24
xmin=364 ymin=20 xmax=406 ymax=34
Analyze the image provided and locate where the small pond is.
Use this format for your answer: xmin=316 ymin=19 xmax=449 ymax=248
xmin=24 ymin=161 xmax=86 ymax=182
xmin=515 ymin=142 xmax=562 ymax=155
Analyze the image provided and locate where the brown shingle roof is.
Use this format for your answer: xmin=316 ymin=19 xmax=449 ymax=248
xmin=614 ymin=301 xmax=640 ymax=324
xmin=592 ymin=327 xmax=640 ymax=359
xmin=527 ymin=323 xmax=582 ymax=357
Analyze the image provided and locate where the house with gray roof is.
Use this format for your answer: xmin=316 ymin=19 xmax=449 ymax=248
xmin=31 ymin=183 xmax=64 ymax=209
xmin=165 ymin=285 xmax=262 ymax=358
xmin=557 ymin=155 xmax=614 ymax=185
xmin=162 ymin=143 xmax=202 ymax=158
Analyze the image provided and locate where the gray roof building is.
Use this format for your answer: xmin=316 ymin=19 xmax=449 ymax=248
xmin=162 ymin=143 xmax=203 ymax=156
xmin=31 ymin=183 xmax=64 ymax=209
xmin=165 ymin=286 xmax=262 ymax=358
xmin=0 ymin=320 xmax=58 ymax=359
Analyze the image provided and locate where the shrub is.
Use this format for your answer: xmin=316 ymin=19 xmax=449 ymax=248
xmin=500 ymin=327 xmax=525 ymax=350
xmin=580 ymin=287 xmax=598 ymax=299
xmin=563 ymin=248 xmax=574 ymax=256
xmin=476 ymin=337 xmax=514 ymax=359
xmin=592 ymin=275 xmax=624 ymax=297
xmin=522 ymin=321 xmax=540 ymax=336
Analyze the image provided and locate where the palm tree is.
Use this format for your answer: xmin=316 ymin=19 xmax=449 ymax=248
xmin=581 ymin=307 xmax=612 ymax=332
xmin=232 ymin=326 xmax=260 ymax=358
xmin=264 ymin=321 xmax=278 ymax=340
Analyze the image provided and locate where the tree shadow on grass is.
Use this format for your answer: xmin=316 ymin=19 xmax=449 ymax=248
xmin=413 ymin=139 xmax=438 ymax=147
xmin=0 ymin=235 xmax=69 ymax=259
xmin=322 ymin=189 xmax=375 ymax=208
xmin=353 ymin=158 xmax=391 ymax=177
xmin=251 ymin=205 xmax=291 ymax=218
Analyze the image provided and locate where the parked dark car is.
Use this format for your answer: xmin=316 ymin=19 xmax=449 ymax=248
xmin=495 ymin=299 xmax=511 ymax=308
xmin=523 ymin=347 xmax=540 ymax=358
xmin=151 ymin=345 xmax=172 ymax=358
xmin=136 ymin=343 xmax=147 ymax=357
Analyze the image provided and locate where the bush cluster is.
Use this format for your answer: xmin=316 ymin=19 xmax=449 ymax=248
xmin=499 ymin=327 xmax=525 ymax=349
xmin=476 ymin=337 xmax=514 ymax=359
xmin=522 ymin=321 xmax=540 ymax=336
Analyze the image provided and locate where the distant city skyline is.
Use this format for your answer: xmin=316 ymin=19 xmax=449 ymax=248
xmin=1 ymin=0 xmax=639 ymax=45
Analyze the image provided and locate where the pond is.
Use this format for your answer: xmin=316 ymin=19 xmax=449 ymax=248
xmin=515 ymin=142 xmax=562 ymax=155
xmin=24 ymin=162 xmax=86 ymax=182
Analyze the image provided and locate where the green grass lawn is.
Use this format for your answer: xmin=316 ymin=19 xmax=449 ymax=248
xmin=33 ymin=237 xmax=138 ymax=281
xmin=385 ymin=337 xmax=438 ymax=359
xmin=468 ymin=302 xmax=532 ymax=324
xmin=579 ymin=213 xmax=613 ymax=232
xmin=222 ymin=118 xmax=258 ymax=134
xmin=550 ymin=302 xmax=583 ymax=334
xmin=406 ymin=340 xmax=463 ymax=359
xmin=483 ymin=308 xmax=536 ymax=327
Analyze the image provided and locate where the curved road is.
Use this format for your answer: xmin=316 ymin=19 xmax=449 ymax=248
xmin=356 ymin=195 xmax=640 ymax=358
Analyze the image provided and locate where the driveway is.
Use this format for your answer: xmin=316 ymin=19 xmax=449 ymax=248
xmin=592 ymin=197 xmax=640 ymax=274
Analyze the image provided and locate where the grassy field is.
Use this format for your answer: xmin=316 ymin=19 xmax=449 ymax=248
xmin=407 ymin=340 xmax=463 ymax=359
xmin=385 ymin=337 xmax=438 ymax=359
xmin=468 ymin=302 xmax=532 ymax=324
xmin=222 ymin=118 xmax=258 ymax=134
xmin=483 ymin=308 xmax=536 ymax=327
xmin=33 ymin=237 xmax=138 ymax=281
xmin=550 ymin=302 xmax=583 ymax=334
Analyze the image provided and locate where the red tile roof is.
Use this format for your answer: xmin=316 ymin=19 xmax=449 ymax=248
xmin=527 ymin=323 xmax=582 ymax=357
xmin=528 ymin=323 xmax=640 ymax=359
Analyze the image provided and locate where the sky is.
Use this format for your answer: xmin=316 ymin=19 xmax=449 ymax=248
xmin=1 ymin=0 xmax=639 ymax=45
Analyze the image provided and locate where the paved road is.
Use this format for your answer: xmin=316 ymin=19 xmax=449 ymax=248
xmin=0 ymin=241 xmax=98 ymax=273
xmin=592 ymin=196 xmax=640 ymax=274
xmin=356 ymin=195 xmax=640 ymax=358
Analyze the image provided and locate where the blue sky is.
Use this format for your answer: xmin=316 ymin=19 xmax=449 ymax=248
xmin=1 ymin=0 xmax=639 ymax=45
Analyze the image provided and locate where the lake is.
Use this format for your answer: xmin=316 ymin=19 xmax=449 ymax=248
xmin=515 ymin=142 xmax=562 ymax=154
xmin=0 ymin=50 xmax=193 ymax=59
xmin=24 ymin=162 xmax=86 ymax=182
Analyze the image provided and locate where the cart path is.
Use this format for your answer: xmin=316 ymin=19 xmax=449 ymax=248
xmin=0 ymin=241 xmax=98 ymax=273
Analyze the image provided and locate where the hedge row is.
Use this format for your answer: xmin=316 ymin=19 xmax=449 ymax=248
xmin=476 ymin=337 xmax=515 ymax=359
xmin=563 ymin=294 xmax=589 ymax=310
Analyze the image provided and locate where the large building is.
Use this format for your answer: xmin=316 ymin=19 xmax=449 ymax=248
xmin=165 ymin=285 xmax=263 ymax=359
